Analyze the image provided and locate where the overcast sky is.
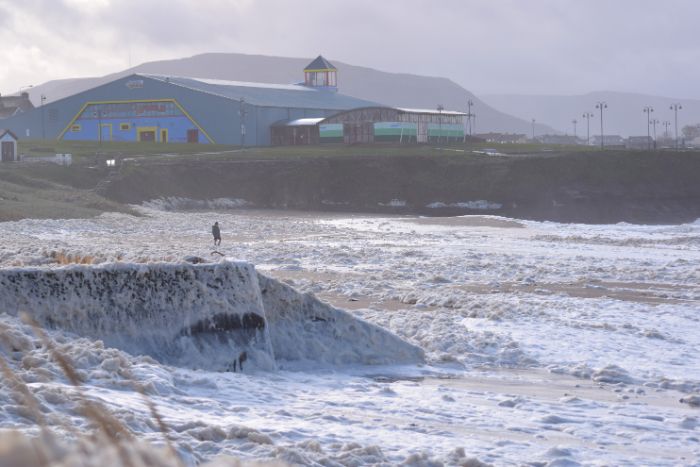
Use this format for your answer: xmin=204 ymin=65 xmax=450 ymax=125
xmin=1 ymin=0 xmax=699 ymax=99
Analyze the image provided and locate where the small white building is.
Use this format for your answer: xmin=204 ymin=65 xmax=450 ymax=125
xmin=0 ymin=129 xmax=18 ymax=162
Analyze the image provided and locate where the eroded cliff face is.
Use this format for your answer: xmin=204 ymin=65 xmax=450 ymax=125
xmin=0 ymin=260 xmax=424 ymax=371
xmin=101 ymin=151 xmax=700 ymax=224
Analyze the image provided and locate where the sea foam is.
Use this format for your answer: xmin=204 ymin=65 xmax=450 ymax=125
xmin=0 ymin=260 xmax=423 ymax=371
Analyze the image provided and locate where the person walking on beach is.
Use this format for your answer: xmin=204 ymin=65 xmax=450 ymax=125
xmin=212 ymin=221 xmax=221 ymax=246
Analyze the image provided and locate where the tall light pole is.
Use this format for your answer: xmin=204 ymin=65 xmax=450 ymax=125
xmin=464 ymin=99 xmax=474 ymax=142
xmin=98 ymin=107 xmax=103 ymax=145
xmin=531 ymin=118 xmax=536 ymax=141
xmin=670 ymin=103 xmax=682 ymax=150
xmin=92 ymin=106 xmax=103 ymax=144
xmin=595 ymin=102 xmax=607 ymax=149
xmin=572 ymin=119 xmax=578 ymax=138
xmin=662 ymin=120 xmax=671 ymax=140
xmin=650 ymin=118 xmax=659 ymax=149
xmin=40 ymin=94 xmax=47 ymax=140
xmin=582 ymin=112 xmax=594 ymax=145
xmin=643 ymin=106 xmax=654 ymax=151
xmin=437 ymin=104 xmax=444 ymax=145
xmin=239 ymin=98 xmax=247 ymax=147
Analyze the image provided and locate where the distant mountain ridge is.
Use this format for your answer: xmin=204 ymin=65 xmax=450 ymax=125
xmin=20 ymin=52 xmax=556 ymax=135
xmin=482 ymin=91 xmax=700 ymax=138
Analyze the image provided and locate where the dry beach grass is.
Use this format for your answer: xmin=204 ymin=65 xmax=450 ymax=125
xmin=0 ymin=313 xmax=287 ymax=467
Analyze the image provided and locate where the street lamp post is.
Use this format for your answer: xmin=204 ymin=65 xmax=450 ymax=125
xmin=643 ymin=106 xmax=654 ymax=151
xmin=662 ymin=120 xmax=671 ymax=140
xmin=595 ymin=102 xmax=607 ymax=149
xmin=437 ymin=104 xmax=444 ymax=145
xmin=650 ymin=118 xmax=659 ymax=149
xmin=465 ymin=99 xmax=474 ymax=142
xmin=239 ymin=98 xmax=247 ymax=147
xmin=531 ymin=118 xmax=536 ymax=141
xmin=92 ymin=106 xmax=103 ymax=145
xmin=40 ymin=94 xmax=47 ymax=140
xmin=670 ymin=103 xmax=682 ymax=150
xmin=582 ymin=112 xmax=594 ymax=145
xmin=572 ymin=119 xmax=578 ymax=139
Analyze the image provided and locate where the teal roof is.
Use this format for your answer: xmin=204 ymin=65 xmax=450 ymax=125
xmin=143 ymin=74 xmax=370 ymax=110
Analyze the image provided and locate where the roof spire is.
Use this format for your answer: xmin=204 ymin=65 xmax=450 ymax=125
xmin=303 ymin=55 xmax=338 ymax=92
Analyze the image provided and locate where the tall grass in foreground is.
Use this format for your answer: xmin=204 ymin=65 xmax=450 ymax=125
xmin=0 ymin=313 xmax=286 ymax=467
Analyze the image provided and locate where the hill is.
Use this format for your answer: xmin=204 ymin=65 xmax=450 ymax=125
xmin=20 ymin=52 xmax=556 ymax=135
xmin=482 ymin=91 xmax=700 ymax=138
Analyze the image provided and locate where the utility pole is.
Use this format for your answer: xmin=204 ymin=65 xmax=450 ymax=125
xmin=670 ymin=103 xmax=682 ymax=150
xmin=531 ymin=118 xmax=536 ymax=141
xmin=595 ymin=102 xmax=607 ymax=149
xmin=40 ymin=94 xmax=47 ymax=140
xmin=582 ymin=112 xmax=594 ymax=145
xmin=572 ymin=119 xmax=578 ymax=138
xmin=437 ymin=104 xmax=444 ymax=145
xmin=239 ymin=98 xmax=247 ymax=147
xmin=643 ymin=106 xmax=654 ymax=151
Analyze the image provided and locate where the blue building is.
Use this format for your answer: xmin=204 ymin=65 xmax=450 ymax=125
xmin=2 ymin=56 xmax=375 ymax=146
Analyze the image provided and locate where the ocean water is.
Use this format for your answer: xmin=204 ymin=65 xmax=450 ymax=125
xmin=1 ymin=206 xmax=699 ymax=465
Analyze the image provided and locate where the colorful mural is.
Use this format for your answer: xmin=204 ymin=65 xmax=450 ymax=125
xmin=60 ymin=100 xmax=212 ymax=144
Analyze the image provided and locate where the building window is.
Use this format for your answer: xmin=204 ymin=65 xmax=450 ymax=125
xmin=120 ymin=123 xmax=130 ymax=131
xmin=70 ymin=124 xmax=81 ymax=132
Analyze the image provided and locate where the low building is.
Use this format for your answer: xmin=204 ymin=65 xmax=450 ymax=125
xmin=0 ymin=92 xmax=34 ymax=119
xmin=591 ymin=135 xmax=625 ymax=148
xmin=0 ymin=129 xmax=18 ymax=162
xmin=536 ymin=134 xmax=581 ymax=145
xmin=271 ymin=106 xmax=466 ymax=145
xmin=270 ymin=118 xmax=325 ymax=145
xmin=474 ymin=132 xmax=528 ymax=144
xmin=655 ymin=137 xmax=675 ymax=149
xmin=626 ymin=136 xmax=654 ymax=150
xmin=687 ymin=136 xmax=700 ymax=148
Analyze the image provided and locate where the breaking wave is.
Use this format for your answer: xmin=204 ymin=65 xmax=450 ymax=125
xmin=142 ymin=197 xmax=252 ymax=211
xmin=0 ymin=261 xmax=423 ymax=371
xmin=426 ymin=200 xmax=502 ymax=210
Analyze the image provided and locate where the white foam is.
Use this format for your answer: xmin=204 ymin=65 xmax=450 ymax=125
xmin=0 ymin=261 xmax=422 ymax=371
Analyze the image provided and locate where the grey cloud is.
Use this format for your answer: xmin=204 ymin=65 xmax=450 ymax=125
xmin=1 ymin=0 xmax=700 ymax=99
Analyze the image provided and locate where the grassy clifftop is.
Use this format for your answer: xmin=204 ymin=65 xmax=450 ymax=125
xmin=103 ymin=148 xmax=700 ymax=224
xmin=5 ymin=141 xmax=700 ymax=224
